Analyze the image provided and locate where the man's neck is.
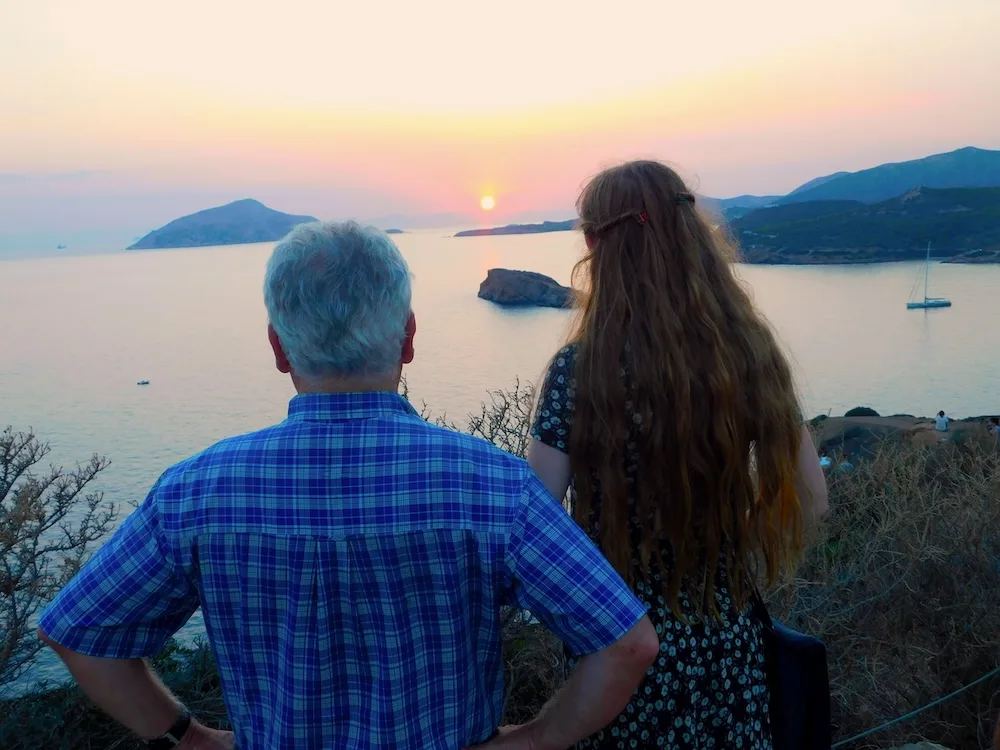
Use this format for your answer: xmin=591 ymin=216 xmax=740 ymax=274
xmin=292 ymin=372 xmax=400 ymax=396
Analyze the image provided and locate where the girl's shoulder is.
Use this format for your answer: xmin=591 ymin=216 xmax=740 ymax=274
xmin=549 ymin=343 xmax=578 ymax=371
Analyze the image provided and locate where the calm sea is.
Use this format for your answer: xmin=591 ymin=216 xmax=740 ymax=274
xmin=2 ymin=229 xmax=998 ymax=690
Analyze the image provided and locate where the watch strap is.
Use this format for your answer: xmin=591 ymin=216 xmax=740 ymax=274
xmin=145 ymin=710 xmax=192 ymax=749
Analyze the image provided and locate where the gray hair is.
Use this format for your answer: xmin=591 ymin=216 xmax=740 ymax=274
xmin=263 ymin=221 xmax=412 ymax=379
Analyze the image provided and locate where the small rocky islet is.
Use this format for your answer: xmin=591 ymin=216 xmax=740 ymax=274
xmin=477 ymin=268 xmax=574 ymax=309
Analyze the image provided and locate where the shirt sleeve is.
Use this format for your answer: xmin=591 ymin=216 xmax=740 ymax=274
xmin=504 ymin=473 xmax=648 ymax=656
xmin=530 ymin=346 xmax=576 ymax=453
xmin=38 ymin=480 xmax=199 ymax=659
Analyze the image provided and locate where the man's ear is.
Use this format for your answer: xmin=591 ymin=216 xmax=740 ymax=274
xmin=401 ymin=313 xmax=416 ymax=365
xmin=268 ymin=323 xmax=292 ymax=374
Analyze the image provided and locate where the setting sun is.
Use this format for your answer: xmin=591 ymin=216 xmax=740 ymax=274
xmin=480 ymin=195 xmax=496 ymax=211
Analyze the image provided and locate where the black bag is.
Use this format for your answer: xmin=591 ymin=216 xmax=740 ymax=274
xmin=752 ymin=591 xmax=833 ymax=750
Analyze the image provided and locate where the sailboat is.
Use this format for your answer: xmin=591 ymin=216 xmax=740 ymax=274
xmin=906 ymin=242 xmax=951 ymax=309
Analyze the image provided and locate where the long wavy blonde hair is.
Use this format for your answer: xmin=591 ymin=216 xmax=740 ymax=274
xmin=567 ymin=160 xmax=803 ymax=619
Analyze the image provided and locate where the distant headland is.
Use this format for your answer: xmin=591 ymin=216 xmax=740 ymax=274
xmin=128 ymin=199 xmax=317 ymax=250
xmin=734 ymin=186 xmax=1000 ymax=264
xmin=455 ymin=219 xmax=576 ymax=238
xmin=709 ymin=145 xmax=1000 ymax=216
xmin=714 ymin=146 xmax=1000 ymax=264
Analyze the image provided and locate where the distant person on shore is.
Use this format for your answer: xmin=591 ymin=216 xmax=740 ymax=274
xmin=988 ymin=417 xmax=1000 ymax=438
xmin=935 ymin=410 xmax=950 ymax=431
xmin=37 ymin=221 xmax=658 ymax=749
xmin=528 ymin=160 xmax=829 ymax=749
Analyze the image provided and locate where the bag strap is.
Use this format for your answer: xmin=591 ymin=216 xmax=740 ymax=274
xmin=750 ymin=586 xmax=775 ymax=632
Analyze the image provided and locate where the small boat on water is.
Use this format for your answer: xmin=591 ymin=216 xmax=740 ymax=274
xmin=907 ymin=242 xmax=951 ymax=309
xmin=137 ymin=380 xmax=150 ymax=386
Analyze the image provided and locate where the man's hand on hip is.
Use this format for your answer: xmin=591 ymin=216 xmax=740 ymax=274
xmin=464 ymin=723 xmax=540 ymax=750
xmin=176 ymin=722 xmax=235 ymax=750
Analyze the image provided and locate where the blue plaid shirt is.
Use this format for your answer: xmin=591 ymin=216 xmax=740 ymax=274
xmin=41 ymin=392 xmax=647 ymax=749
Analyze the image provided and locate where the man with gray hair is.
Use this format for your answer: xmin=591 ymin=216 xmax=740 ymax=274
xmin=38 ymin=221 xmax=657 ymax=749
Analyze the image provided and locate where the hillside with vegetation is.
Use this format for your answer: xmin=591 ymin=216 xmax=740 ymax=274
xmin=779 ymin=146 xmax=1000 ymax=205
xmin=708 ymin=146 xmax=1000 ymax=220
xmin=734 ymin=186 xmax=1000 ymax=264
xmin=3 ymin=388 xmax=1000 ymax=748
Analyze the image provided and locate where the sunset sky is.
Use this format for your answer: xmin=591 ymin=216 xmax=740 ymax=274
xmin=2 ymin=0 xmax=999 ymax=249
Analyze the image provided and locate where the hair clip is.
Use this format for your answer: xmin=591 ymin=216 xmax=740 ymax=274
xmin=675 ymin=193 xmax=696 ymax=205
xmin=636 ymin=211 xmax=649 ymax=225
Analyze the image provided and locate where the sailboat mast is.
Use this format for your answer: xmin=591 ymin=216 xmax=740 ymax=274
xmin=924 ymin=242 xmax=930 ymax=301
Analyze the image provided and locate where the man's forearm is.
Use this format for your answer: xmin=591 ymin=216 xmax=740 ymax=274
xmin=40 ymin=631 xmax=181 ymax=741
xmin=527 ymin=621 xmax=656 ymax=750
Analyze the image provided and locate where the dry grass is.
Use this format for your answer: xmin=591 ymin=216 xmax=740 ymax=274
xmin=769 ymin=434 xmax=1000 ymax=749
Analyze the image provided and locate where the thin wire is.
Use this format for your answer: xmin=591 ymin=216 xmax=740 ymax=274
xmin=831 ymin=665 xmax=1000 ymax=748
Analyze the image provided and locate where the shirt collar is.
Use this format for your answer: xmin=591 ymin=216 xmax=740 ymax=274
xmin=286 ymin=391 xmax=420 ymax=422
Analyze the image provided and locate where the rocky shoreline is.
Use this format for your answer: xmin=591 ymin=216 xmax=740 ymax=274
xmin=811 ymin=411 xmax=998 ymax=460
xmin=942 ymin=248 xmax=1000 ymax=263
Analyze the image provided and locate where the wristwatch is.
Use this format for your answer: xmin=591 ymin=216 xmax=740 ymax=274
xmin=146 ymin=710 xmax=193 ymax=749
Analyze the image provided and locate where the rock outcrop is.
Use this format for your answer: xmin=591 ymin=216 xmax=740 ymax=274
xmin=477 ymin=268 xmax=574 ymax=308
xmin=810 ymin=414 xmax=998 ymax=461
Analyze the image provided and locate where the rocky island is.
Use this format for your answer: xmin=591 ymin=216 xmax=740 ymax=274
xmin=456 ymin=219 xmax=576 ymax=238
xmin=478 ymin=268 xmax=574 ymax=308
xmin=128 ymin=199 xmax=317 ymax=250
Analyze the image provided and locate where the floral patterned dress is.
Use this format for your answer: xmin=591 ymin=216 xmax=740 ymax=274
xmin=530 ymin=345 xmax=772 ymax=750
